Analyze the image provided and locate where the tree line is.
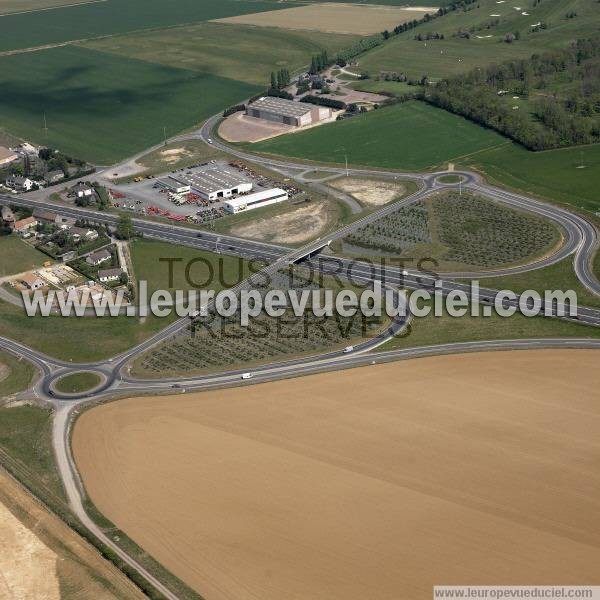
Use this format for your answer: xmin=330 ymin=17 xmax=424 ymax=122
xmin=425 ymin=36 xmax=600 ymax=150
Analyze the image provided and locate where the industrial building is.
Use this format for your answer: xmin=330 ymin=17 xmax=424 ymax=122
xmin=159 ymin=166 xmax=252 ymax=201
xmin=246 ymin=97 xmax=332 ymax=127
xmin=223 ymin=188 xmax=288 ymax=214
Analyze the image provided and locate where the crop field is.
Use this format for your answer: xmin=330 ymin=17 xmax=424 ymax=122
xmin=84 ymin=22 xmax=360 ymax=86
xmin=343 ymin=190 xmax=561 ymax=270
xmin=215 ymin=3 xmax=439 ymax=36
xmin=0 ymin=45 xmax=259 ymax=164
xmin=463 ymin=142 xmax=600 ymax=213
xmin=252 ymin=101 xmax=507 ymax=171
xmin=74 ymin=349 xmax=600 ymax=600
xmin=0 ymin=0 xmax=286 ymax=53
xmin=357 ymin=0 xmax=600 ymax=81
xmin=131 ymin=270 xmax=381 ymax=378
xmin=0 ymin=236 xmax=49 ymax=277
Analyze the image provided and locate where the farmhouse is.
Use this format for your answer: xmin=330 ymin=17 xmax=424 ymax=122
xmin=246 ymin=96 xmax=331 ymax=127
xmin=20 ymin=273 xmax=46 ymax=290
xmin=98 ymin=268 xmax=123 ymax=283
xmin=86 ymin=249 xmax=112 ymax=266
xmin=6 ymin=175 xmax=34 ymax=192
xmin=223 ymin=188 xmax=288 ymax=214
xmin=0 ymin=146 xmax=18 ymax=167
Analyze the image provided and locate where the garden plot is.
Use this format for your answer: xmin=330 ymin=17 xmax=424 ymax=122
xmin=343 ymin=190 xmax=561 ymax=271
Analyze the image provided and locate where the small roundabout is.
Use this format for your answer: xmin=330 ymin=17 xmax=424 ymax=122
xmin=47 ymin=370 xmax=111 ymax=400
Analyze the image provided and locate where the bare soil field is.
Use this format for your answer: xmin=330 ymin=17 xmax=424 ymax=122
xmin=230 ymin=201 xmax=330 ymax=243
xmin=0 ymin=468 xmax=145 ymax=599
xmin=215 ymin=3 xmax=438 ymax=36
xmin=73 ymin=349 xmax=600 ymax=600
xmin=219 ymin=112 xmax=294 ymax=143
xmin=329 ymin=176 xmax=406 ymax=206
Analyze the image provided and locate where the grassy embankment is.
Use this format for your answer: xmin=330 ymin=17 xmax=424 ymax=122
xmin=381 ymin=298 xmax=600 ymax=351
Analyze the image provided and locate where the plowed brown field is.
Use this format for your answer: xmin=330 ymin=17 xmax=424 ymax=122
xmin=73 ymin=350 xmax=600 ymax=600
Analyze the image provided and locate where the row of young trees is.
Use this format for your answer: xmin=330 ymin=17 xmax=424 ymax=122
xmin=269 ymin=68 xmax=291 ymax=90
xmin=425 ymin=36 xmax=600 ymax=150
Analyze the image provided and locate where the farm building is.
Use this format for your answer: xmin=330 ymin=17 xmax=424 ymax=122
xmin=162 ymin=166 xmax=252 ymax=201
xmin=246 ymin=96 xmax=332 ymax=127
xmin=223 ymin=188 xmax=288 ymax=214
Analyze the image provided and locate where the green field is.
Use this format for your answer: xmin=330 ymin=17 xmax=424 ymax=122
xmin=0 ymin=45 xmax=259 ymax=164
xmin=0 ymin=297 xmax=177 ymax=362
xmin=0 ymin=350 xmax=36 ymax=397
xmin=463 ymin=142 xmax=600 ymax=213
xmin=0 ymin=0 xmax=285 ymax=52
xmin=84 ymin=22 xmax=360 ymax=86
xmin=357 ymin=0 xmax=600 ymax=81
xmin=130 ymin=239 xmax=251 ymax=295
xmin=251 ymin=101 xmax=508 ymax=170
xmin=0 ymin=236 xmax=49 ymax=277
xmin=54 ymin=371 xmax=101 ymax=394
xmin=476 ymin=257 xmax=600 ymax=310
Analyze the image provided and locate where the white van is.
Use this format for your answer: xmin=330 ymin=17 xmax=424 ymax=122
xmin=241 ymin=373 xmax=253 ymax=380
xmin=343 ymin=346 xmax=354 ymax=353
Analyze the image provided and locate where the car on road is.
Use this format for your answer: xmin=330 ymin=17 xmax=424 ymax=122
xmin=207 ymin=138 xmax=213 ymax=144
xmin=241 ymin=373 xmax=253 ymax=380
xmin=343 ymin=346 xmax=354 ymax=353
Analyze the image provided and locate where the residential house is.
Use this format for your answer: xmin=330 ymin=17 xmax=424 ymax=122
xmin=73 ymin=182 xmax=94 ymax=198
xmin=13 ymin=216 xmax=38 ymax=235
xmin=98 ymin=267 xmax=123 ymax=283
xmin=45 ymin=170 xmax=65 ymax=185
xmin=20 ymin=273 xmax=46 ymax=290
xmin=86 ymin=249 xmax=111 ymax=266
xmin=6 ymin=175 xmax=34 ymax=192
xmin=69 ymin=226 xmax=99 ymax=242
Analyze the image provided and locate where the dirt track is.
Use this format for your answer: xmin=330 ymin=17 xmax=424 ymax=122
xmin=73 ymin=350 xmax=600 ymax=600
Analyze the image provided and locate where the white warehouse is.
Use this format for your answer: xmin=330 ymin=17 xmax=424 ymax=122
xmin=223 ymin=188 xmax=288 ymax=214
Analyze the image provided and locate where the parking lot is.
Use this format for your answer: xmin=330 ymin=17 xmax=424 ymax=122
xmin=108 ymin=160 xmax=304 ymax=225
